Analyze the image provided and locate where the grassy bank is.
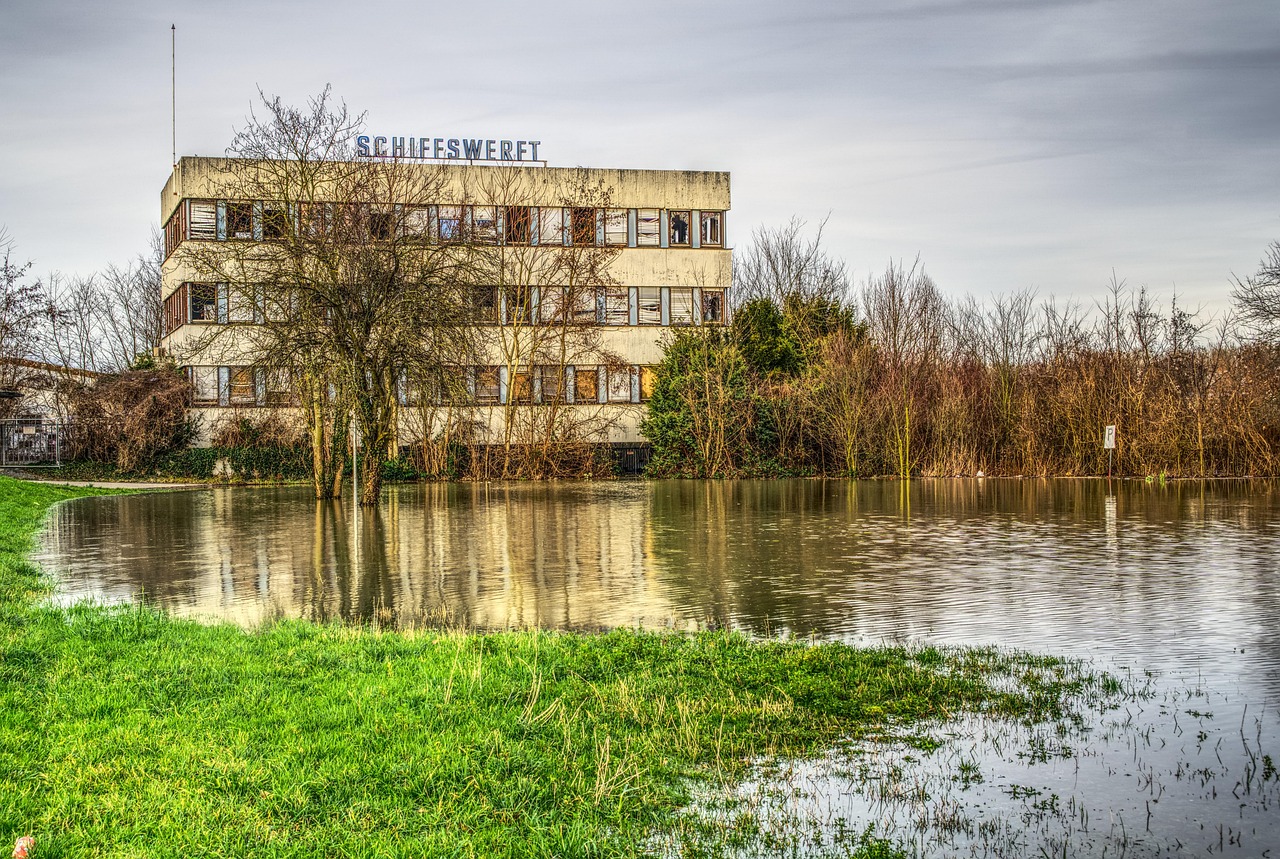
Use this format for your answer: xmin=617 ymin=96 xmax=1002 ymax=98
xmin=1 ymin=475 xmax=1102 ymax=858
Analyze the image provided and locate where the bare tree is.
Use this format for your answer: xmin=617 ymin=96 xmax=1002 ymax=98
xmin=0 ymin=232 xmax=61 ymax=416
xmin=178 ymin=88 xmax=480 ymax=504
xmin=97 ymin=230 xmax=164 ymax=370
xmin=732 ymin=216 xmax=850 ymax=308
xmin=1232 ymin=240 xmax=1280 ymax=344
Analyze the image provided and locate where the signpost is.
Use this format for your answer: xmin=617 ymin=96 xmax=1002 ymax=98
xmin=1104 ymin=424 xmax=1116 ymax=477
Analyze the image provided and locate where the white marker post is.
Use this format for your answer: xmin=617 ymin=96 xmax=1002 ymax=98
xmin=1104 ymin=424 xmax=1116 ymax=478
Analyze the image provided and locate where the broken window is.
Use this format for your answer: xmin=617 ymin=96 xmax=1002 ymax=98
xmin=538 ymin=366 xmax=565 ymax=403
xmin=262 ymin=203 xmax=289 ymax=240
xmin=299 ymin=202 xmax=329 ymax=239
xmin=190 ymin=284 xmax=218 ymax=322
xmin=700 ymin=211 xmax=723 ymax=246
xmin=607 ymin=366 xmax=633 ymax=403
xmin=539 ymin=207 xmax=564 ymax=246
xmin=504 ymin=285 xmax=534 ymax=325
xmin=509 ymin=369 xmax=534 ymax=404
xmin=228 ymin=367 xmax=257 ymax=405
xmin=187 ymin=200 xmax=217 ymax=241
xmin=570 ymin=287 xmax=598 ymax=324
xmin=539 ymin=287 xmax=566 ymax=324
xmin=504 ymin=206 xmax=532 ymax=244
xmin=570 ymin=207 xmax=597 ymax=246
xmin=702 ymin=289 xmax=725 ymax=325
xmin=637 ymin=287 xmax=661 ymax=325
xmin=640 ymin=366 xmax=658 ymax=402
xmin=471 ymin=286 xmax=499 ymax=323
xmin=603 ymin=287 xmax=630 ymax=326
xmin=637 ymin=209 xmax=660 ymax=247
xmin=575 ymin=366 xmax=599 ymax=404
xmin=190 ymin=366 xmax=218 ymax=404
xmin=475 ymin=366 xmax=501 ymax=405
xmin=472 ymin=207 xmax=498 ymax=244
xmin=264 ymin=369 xmax=294 ymax=405
xmin=369 ymin=207 xmax=394 ymax=240
xmin=605 ymin=209 xmax=628 ymax=246
xmin=438 ymin=206 xmax=463 ymax=242
xmin=226 ymin=202 xmax=253 ymax=240
xmin=401 ymin=206 xmax=431 ymax=240
xmin=670 ymin=288 xmax=695 ymax=325
xmin=668 ymin=210 xmax=691 ymax=246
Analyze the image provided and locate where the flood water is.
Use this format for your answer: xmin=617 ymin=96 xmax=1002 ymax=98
xmin=35 ymin=479 xmax=1280 ymax=857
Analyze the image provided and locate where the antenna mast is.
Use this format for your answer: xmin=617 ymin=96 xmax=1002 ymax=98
xmin=171 ymin=24 xmax=176 ymax=167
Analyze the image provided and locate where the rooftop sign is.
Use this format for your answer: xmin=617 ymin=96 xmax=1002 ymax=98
xmin=356 ymin=136 xmax=543 ymax=164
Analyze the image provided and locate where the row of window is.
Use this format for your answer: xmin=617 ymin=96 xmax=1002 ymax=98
xmin=164 ymin=200 xmax=725 ymax=257
xmin=188 ymin=365 xmax=658 ymax=407
xmin=164 ymin=284 xmax=727 ymax=334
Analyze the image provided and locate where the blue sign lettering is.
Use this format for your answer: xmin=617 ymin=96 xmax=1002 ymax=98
xmin=354 ymin=134 xmax=544 ymax=163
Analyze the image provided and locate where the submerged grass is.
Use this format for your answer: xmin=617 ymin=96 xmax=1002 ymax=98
xmin=1 ymin=475 xmax=1104 ymax=858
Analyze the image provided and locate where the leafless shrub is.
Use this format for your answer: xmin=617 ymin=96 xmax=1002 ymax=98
xmin=62 ymin=367 xmax=195 ymax=472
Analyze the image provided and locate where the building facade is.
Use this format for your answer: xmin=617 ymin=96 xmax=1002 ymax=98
xmin=159 ymin=156 xmax=731 ymax=450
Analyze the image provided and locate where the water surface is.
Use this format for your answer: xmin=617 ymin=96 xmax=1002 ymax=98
xmin=36 ymin=478 xmax=1280 ymax=856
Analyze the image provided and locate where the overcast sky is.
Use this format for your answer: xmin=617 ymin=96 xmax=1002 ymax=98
xmin=2 ymin=0 xmax=1277 ymax=316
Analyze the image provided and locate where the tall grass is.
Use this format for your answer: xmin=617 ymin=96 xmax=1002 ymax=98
xmin=647 ymin=272 xmax=1280 ymax=478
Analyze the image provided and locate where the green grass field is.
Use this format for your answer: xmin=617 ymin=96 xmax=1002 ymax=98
xmin=0 ymin=475 xmax=1098 ymax=858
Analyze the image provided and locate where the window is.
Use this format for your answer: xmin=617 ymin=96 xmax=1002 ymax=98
xmin=702 ymin=289 xmax=725 ymax=325
xmin=640 ymin=366 xmax=658 ymax=402
xmin=472 ymin=207 xmax=498 ymax=244
xmin=504 ymin=285 xmax=534 ymax=325
xmin=539 ymin=207 xmax=564 ymax=246
xmin=227 ymin=286 xmax=255 ymax=323
xmin=537 ymin=366 xmax=565 ymax=403
xmin=668 ymin=210 xmax=691 ymax=246
xmin=637 ymin=287 xmax=661 ymax=325
xmin=228 ymin=367 xmax=256 ymax=405
xmin=504 ymin=206 xmax=532 ymax=244
xmin=264 ymin=369 xmax=294 ymax=405
xmin=475 ymin=367 xmax=501 ymax=405
xmin=570 ymin=287 xmax=598 ymax=324
xmin=670 ymin=288 xmax=695 ymax=325
xmin=700 ymin=211 xmax=723 ymax=246
xmin=575 ymin=366 xmax=599 ymax=404
xmin=607 ymin=367 xmax=633 ymax=403
xmin=637 ymin=209 xmax=660 ymax=247
xmin=570 ymin=207 xmax=597 ymax=246
xmin=438 ymin=206 xmax=463 ymax=242
xmin=164 ymin=286 xmax=186 ymax=334
xmin=605 ymin=209 xmax=628 ymax=246
xmin=226 ymin=202 xmax=253 ymax=240
xmin=190 ymin=284 xmax=218 ymax=322
xmin=539 ymin=286 xmax=566 ymax=324
xmin=263 ymin=288 xmax=294 ymax=323
xmin=471 ymin=286 xmax=499 ymax=323
xmin=262 ymin=203 xmax=289 ymax=239
xmin=603 ymin=287 xmax=629 ymax=326
xmin=369 ymin=207 xmax=394 ymax=240
xmin=299 ymin=202 xmax=328 ymax=238
xmin=509 ymin=369 xmax=534 ymax=404
xmin=191 ymin=366 xmax=218 ymax=404
xmin=189 ymin=200 xmax=217 ymax=241
xmin=401 ymin=206 xmax=431 ymax=240
xmin=164 ymin=205 xmax=187 ymax=258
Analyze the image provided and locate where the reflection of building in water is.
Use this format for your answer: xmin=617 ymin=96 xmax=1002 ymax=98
xmin=52 ymin=484 xmax=688 ymax=629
